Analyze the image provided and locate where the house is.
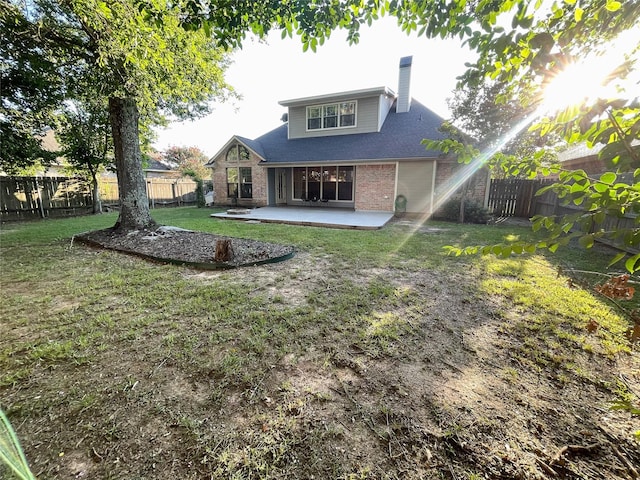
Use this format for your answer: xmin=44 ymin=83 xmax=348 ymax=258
xmin=207 ymin=57 xmax=489 ymax=215
xmin=556 ymin=143 xmax=608 ymax=175
xmin=557 ymin=141 xmax=640 ymax=175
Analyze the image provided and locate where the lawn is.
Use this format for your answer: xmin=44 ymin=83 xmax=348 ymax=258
xmin=1 ymin=207 xmax=638 ymax=479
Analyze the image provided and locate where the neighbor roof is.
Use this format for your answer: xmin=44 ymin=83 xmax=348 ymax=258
xmin=253 ymin=99 xmax=447 ymax=165
xmin=146 ymin=159 xmax=175 ymax=171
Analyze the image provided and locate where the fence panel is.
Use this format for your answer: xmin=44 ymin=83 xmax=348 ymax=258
xmin=2 ymin=176 xmax=199 ymax=221
xmin=1 ymin=176 xmax=92 ymax=221
xmin=488 ymin=179 xmax=551 ymax=217
xmin=98 ymin=177 xmax=199 ymax=208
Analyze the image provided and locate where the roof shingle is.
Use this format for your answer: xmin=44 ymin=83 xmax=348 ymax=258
xmin=253 ymin=99 xmax=446 ymax=164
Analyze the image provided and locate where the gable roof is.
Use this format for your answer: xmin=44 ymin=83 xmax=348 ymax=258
xmin=205 ymin=135 xmax=267 ymax=167
xmin=252 ymin=99 xmax=446 ymax=165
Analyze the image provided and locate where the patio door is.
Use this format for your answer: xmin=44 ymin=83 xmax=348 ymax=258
xmin=276 ymin=169 xmax=287 ymax=204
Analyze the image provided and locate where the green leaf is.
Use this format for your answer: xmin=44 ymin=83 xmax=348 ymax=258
xmin=608 ymin=252 xmax=626 ymax=267
xmin=600 ymin=172 xmax=617 ymax=184
xmin=625 ymin=253 xmax=640 ymax=273
xmin=574 ymin=7 xmax=584 ymax=21
xmin=593 ymin=182 xmax=609 ymax=193
xmin=578 ymin=234 xmax=594 ymax=248
xmin=570 ymin=182 xmax=585 ymax=193
xmin=562 ymin=222 xmax=574 ymax=233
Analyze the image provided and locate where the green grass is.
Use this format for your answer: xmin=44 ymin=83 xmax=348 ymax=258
xmin=1 ymin=206 xmax=636 ymax=479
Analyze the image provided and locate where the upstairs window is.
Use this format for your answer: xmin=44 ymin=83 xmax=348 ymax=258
xmin=307 ymin=101 xmax=357 ymax=131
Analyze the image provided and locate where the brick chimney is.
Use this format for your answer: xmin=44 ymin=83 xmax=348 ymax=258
xmin=396 ymin=56 xmax=413 ymax=113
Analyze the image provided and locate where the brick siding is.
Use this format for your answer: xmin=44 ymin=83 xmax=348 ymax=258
xmin=434 ymin=160 xmax=489 ymax=213
xmin=211 ymin=145 xmax=268 ymax=208
xmin=354 ymin=164 xmax=396 ymax=211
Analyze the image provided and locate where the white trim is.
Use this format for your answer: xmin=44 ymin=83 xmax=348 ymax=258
xmin=279 ymin=86 xmax=395 ymax=107
xmin=393 ymin=161 xmax=399 ymax=208
xmin=206 ymin=136 xmax=266 ymax=167
xmin=430 ymin=161 xmax=437 ymax=215
xmin=260 ymin=157 xmax=438 ymax=168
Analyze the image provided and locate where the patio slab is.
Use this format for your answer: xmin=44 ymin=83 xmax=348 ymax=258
xmin=211 ymin=206 xmax=394 ymax=229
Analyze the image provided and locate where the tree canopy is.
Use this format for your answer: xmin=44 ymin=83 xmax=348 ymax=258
xmin=160 ymin=146 xmax=210 ymax=182
xmin=2 ymin=0 xmax=233 ymax=229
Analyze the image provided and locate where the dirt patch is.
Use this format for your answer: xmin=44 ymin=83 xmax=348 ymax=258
xmin=75 ymin=226 xmax=294 ymax=268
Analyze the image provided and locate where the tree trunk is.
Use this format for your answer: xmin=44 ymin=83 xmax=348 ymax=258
xmin=214 ymin=239 xmax=234 ymax=262
xmin=90 ymin=171 xmax=102 ymax=214
xmin=108 ymin=97 xmax=155 ymax=231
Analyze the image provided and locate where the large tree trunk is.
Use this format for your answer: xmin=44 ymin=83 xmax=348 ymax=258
xmin=108 ymin=97 xmax=155 ymax=231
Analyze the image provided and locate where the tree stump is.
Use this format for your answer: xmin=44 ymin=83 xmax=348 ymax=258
xmin=214 ymin=239 xmax=234 ymax=262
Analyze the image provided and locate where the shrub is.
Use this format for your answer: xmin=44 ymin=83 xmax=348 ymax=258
xmin=436 ymin=197 xmax=490 ymax=224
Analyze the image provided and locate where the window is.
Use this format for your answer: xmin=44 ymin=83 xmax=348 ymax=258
xmin=227 ymin=167 xmax=252 ymax=198
xmin=323 ymin=105 xmax=338 ymax=128
xmin=339 ymin=102 xmax=355 ymax=127
xmin=239 ymin=167 xmax=252 ymax=198
xmin=306 ymin=101 xmax=357 ymax=131
xmin=293 ymin=166 xmax=353 ymax=201
xmin=226 ymin=145 xmax=250 ymax=162
xmin=226 ymin=168 xmax=238 ymax=198
xmin=338 ymin=166 xmax=354 ymax=200
xmin=307 ymin=107 xmax=321 ymax=130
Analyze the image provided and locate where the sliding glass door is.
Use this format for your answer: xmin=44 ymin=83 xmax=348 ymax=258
xmin=292 ymin=166 xmax=354 ymax=202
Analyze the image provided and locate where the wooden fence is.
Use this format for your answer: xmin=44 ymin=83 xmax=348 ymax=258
xmin=487 ymin=178 xmax=552 ymax=217
xmin=488 ymin=177 xmax=637 ymax=253
xmin=0 ymin=176 xmax=92 ymax=221
xmin=99 ymin=177 xmax=198 ymax=208
xmin=1 ymin=176 xmax=198 ymax=221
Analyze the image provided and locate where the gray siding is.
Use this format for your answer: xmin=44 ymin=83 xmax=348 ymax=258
xmin=378 ymin=94 xmax=395 ymax=130
xmin=397 ymin=62 xmax=412 ymax=113
xmin=397 ymin=161 xmax=435 ymax=213
xmin=288 ymin=96 xmax=381 ymax=139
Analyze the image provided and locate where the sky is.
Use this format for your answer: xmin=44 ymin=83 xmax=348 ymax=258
xmin=152 ymin=16 xmax=476 ymax=158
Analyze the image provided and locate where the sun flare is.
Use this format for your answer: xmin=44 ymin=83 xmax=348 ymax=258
xmin=541 ymin=28 xmax=640 ymax=114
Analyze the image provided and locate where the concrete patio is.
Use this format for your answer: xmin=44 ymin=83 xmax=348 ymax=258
xmin=210 ymin=206 xmax=394 ymax=229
